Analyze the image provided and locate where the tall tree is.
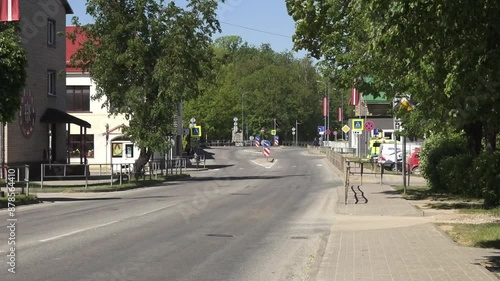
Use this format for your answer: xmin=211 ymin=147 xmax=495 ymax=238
xmin=287 ymin=0 xmax=500 ymax=154
xmin=0 ymin=24 xmax=27 ymax=123
xmin=70 ymin=0 xmax=221 ymax=176
xmin=184 ymin=37 xmax=322 ymax=142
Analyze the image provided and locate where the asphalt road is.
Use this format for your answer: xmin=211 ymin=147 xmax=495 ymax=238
xmin=0 ymin=147 xmax=341 ymax=281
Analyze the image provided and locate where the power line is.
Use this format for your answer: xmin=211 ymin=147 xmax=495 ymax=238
xmin=219 ymin=21 xmax=292 ymax=39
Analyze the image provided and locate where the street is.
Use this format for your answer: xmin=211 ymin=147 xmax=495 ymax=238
xmin=0 ymin=147 xmax=341 ymax=281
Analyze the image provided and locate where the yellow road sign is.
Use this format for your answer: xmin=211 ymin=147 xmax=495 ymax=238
xmin=271 ymin=129 xmax=276 ymax=136
xmin=352 ymin=119 xmax=364 ymax=131
xmin=342 ymin=125 xmax=350 ymax=133
xmin=191 ymin=126 xmax=202 ymax=137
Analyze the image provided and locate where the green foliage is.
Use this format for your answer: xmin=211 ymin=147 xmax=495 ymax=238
xmin=286 ymin=0 xmax=500 ymax=154
xmin=472 ymin=151 xmax=500 ymax=207
xmin=420 ymin=133 xmax=468 ymax=191
xmin=69 ymin=0 xmax=220 ymax=154
xmin=184 ymin=37 xmax=322 ymax=142
xmin=436 ymin=154 xmax=475 ymax=196
xmin=445 ymin=223 xmax=500 ymax=249
xmin=0 ymin=24 xmax=27 ymax=123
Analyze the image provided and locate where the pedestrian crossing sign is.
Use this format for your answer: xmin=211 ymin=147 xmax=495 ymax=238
xmin=352 ymin=119 xmax=364 ymax=131
xmin=190 ymin=126 xmax=202 ymax=137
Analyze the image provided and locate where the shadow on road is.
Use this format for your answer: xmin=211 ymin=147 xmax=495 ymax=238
xmin=39 ymin=195 xmax=176 ymax=203
xmin=181 ymin=174 xmax=306 ymax=182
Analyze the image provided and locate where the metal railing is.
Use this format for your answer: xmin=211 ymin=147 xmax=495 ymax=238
xmin=2 ymin=165 xmax=30 ymax=195
xmin=193 ymin=154 xmax=206 ymax=169
xmin=41 ymin=164 xmax=89 ymax=189
xmin=165 ymin=157 xmax=188 ymax=175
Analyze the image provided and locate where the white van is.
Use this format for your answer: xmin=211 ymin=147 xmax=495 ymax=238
xmin=378 ymin=143 xmax=401 ymax=170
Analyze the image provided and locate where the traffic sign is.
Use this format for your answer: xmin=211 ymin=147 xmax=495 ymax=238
xmin=260 ymin=129 xmax=265 ymax=133
xmin=374 ymin=128 xmax=380 ymax=136
xmin=263 ymin=147 xmax=271 ymax=157
xmin=271 ymin=129 xmax=276 ymax=136
xmin=365 ymin=120 xmax=375 ymax=131
xmin=325 ymin=129 xmax=331 ymax=135
xmin=342 ymin=125 xmax=350 ymax=133
xmin=262 ymin=140 xmax=271 ymax=148
xmin=317 ymin=126 xmax=325 ymax=134
xmin=254 ymin=136 xmax=260 ymax=147
xmin=353 ymin=131 xmax=362 ymax=135
xmin=190 ymin=126 xmax=202 ymax=137
xmin=333 ymin=130 xmax=338 ymax=136
xmin=352 ymin=119 xmax=364 ymax=131
xmin=249 ymin=136 xmax=255 ymax=141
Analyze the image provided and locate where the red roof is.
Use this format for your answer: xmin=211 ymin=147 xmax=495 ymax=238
xmin=66 ymin=26 xmax=87 ymax=72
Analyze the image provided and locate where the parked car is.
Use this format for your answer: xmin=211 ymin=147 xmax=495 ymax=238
xmin=407 ymin=147 xmax=421 ymax=174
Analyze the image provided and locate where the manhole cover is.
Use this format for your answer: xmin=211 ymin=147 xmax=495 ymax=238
xmin=206 ymin=234 xmax=234 ymax=238
xmin=291 ymin=236 xmax=308 ymax=240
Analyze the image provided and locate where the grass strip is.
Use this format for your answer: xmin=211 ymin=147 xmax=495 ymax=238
xmin=0 ymin=194 xmax=39 ymax=208
xmin=30 ymin=174 xmax=190 ymax=193
xmin=441 ymin=223 xmax=500 ymax=249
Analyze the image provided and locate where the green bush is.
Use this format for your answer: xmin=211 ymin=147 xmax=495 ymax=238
xmin=436 ymin=154 xmax=476 ymax=196
xmin=420 ymin=133 xmax=468 ymax=192
xmin=472 ymin=151 xmax=500 ymax=207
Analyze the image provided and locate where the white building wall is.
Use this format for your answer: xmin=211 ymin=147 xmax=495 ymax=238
xmin=66 ymin=73 xmax=139 ymax=165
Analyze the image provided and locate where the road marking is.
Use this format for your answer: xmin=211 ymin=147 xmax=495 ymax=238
xmin=39 ymin=220 xmax=119 ymax=242
xmin=316 ymin=164 xmax=323 ymax=167
xmin=266 ymin=159 xmax=278 ymax=169
xmin=136 ymin=205 xmax=175 ymax=217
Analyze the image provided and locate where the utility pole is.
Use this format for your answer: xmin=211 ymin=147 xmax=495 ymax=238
xmin=296 ymin=120 xmax=299 ymax=146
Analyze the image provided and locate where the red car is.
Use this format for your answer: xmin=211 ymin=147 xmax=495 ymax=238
xmin=407 ymin=148 xmax=421 ymax=174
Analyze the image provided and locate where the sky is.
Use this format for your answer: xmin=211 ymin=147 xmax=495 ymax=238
xmin=65 ymin=0 xmax=308 ymax=58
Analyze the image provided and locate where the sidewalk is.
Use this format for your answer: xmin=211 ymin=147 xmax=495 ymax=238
xmin=317 ymin=160 xmax=499 ymax=281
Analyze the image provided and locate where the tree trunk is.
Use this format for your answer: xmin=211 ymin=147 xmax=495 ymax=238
xmin=484 ymin=123 xmax=498 ymax=152
xmin=134 ymin=147 xmax=152 ymax=180
xmin=463 ymin=122 xmax=483 ymax=157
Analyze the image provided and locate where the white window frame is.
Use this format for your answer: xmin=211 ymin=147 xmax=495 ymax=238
xmin=48 ymin=70 xmax=56 ymax=96
xmin=47 ymin=19 xmax=56 ymax=47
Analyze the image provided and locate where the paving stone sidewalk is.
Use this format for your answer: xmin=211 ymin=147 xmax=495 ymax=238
xmin=316 ymin=161 xmax=499 ymax=281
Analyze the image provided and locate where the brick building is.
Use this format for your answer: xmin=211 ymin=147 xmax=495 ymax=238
xmin=0 ymin=0 xmax=89 ymax=179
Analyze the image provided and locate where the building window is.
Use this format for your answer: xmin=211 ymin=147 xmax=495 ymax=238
xmin=66 ymin=86 xmax=90 ymax=112
xmin=48 ymin=70 xmax=56 ymax=96
xmin=125 ymin=144 xmax=134 ymax=158
xmin=69 ymin=135 xmax=94 ymax=158
xmin=47 ymin=19 xmax=56 ymax=47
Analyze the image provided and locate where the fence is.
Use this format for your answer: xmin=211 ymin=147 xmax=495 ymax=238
xmin=37 ymin=155 xmax=208 ymax=189
xmin=1 ymin=165 xmax=30 ymax=195
xmin=165 ymin=157 xmax=189 ymax=175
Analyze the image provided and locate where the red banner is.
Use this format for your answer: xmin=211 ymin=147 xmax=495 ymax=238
xmin=0 ymin=0 xmax=19 ymax=22
xmin=322 ymin=97 xmax=328 ymax=117
xmin=338 ymin=107 xmax=343 ymax=122
xmin=350 ymin=87 xmax=359 ymax=106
